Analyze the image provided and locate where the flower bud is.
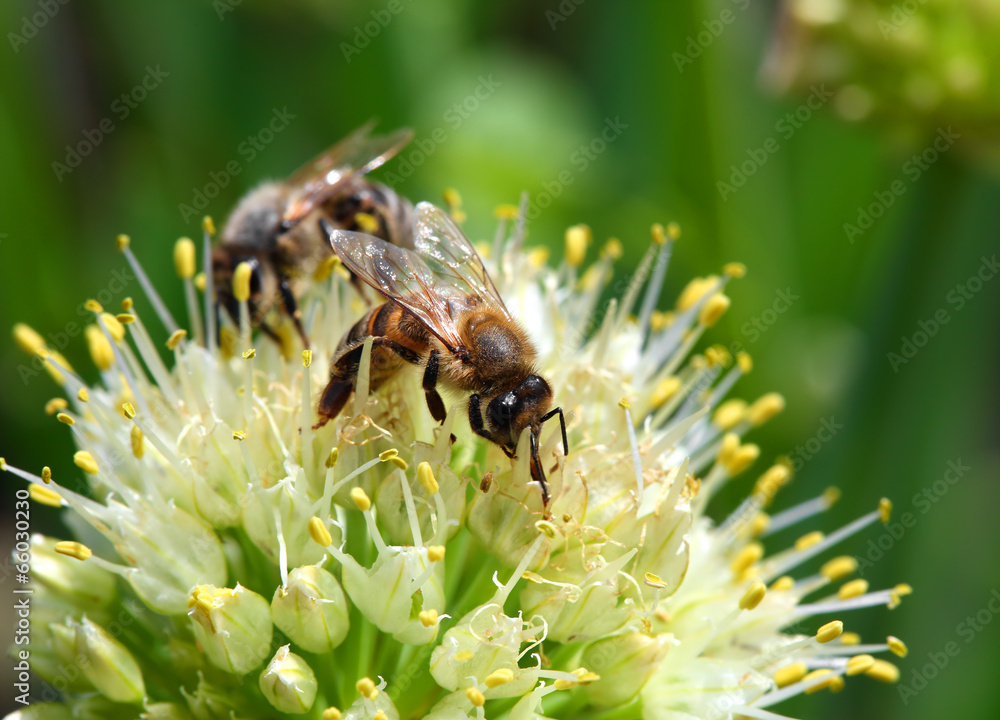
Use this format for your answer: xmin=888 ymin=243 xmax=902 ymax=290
xmin=340 ymin=678 xmax=399 ymax=720
xmin=31 ymin=535 xmax=117 ymax=613
xmin=141 ymin=702 xmax=195 ymax=720
xmin=271 ymin=565 xmax=350 ymax=653
xmin=187 ymin=584 xmax=273 ymax=674
xmin=55 ymin=617 xmax=145 ymax=703
xmin=259 ymin=645 xmax=318 ymax=714
xmin=582 ymin=633 xmax=670 ymax=706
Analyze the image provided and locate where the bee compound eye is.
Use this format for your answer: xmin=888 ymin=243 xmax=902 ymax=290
xmin=487 ymin=391 xmax=518 ymax=431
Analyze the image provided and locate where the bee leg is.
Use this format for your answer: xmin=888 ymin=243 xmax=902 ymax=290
xmin=422 ymin=350 xmax=447 ymax=424
xmin=529 ymin=430 xmax=550 ymax=504
xmin=468 ymin=394 xmax=509 ymax=454
xmin=314 ymin=378 xmax=353 ymax=430
xmin=540 ymin=407 xmax=569 ymax=456
xmin=258 ymin=320 xmax=282 ymax=345
xmin=278 ymin=277 xmax=310 ymax=349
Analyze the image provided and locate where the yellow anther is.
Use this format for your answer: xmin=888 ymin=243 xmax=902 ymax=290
xmin=713 ymin=400 xmax=747 ymax=431
xmin=29 ymin=484 xmax=63 ymax=507
xmin=322 ymin=708 xmax=341 ymax=720
xmin=770 ymin=575 xmax=794 ymax=591
xmin=325 ymin=448 xmax=339 ymax=469
xmin=75 ymin=388 xmax=89 ymax=403
xmin=644 ymin=572 xmax=667 ymax=590
xmin=666 ymin=222 xmax=681 ymax=240
xmin=838 ymin=579 xmax=869 ymax=600
xmin=41 ymin=466 xmax=52 ymax=484
xmin=553 ymin=678 xmax=578 ymax=690
xmin=115 ymin=234 xmax=130 ymax=251
xmin=773 ymin=662 xmax=807 ymax=688
xmin=717 ymin=432 xmax=739 ymax=465
xmin=85 ymin=325 xmax=114 ymax=370
xmin=390 ymin=456 xmax=409 ymax=471
xmin=754 ymin=464 xmax=791 ymax=503
xmin=372 ymin=712 xmax=386 ymax=720
xmin=879 ymin=497 xmax=893 ymax=523
xmin=116 ymin=313 xmax=135 ymax=325
xmin=417 ymin=462 xmax=439 ymax=494
xmin=535 ymin=520 xmax=557 ymax=538
xmin=887 ymin=636 xmax=908 ymax=658
xmin=865 ymin=659 xmax=900 ymax=683
xmin=573 ymin=668 xmax=600 ymax=684
xmin=166 ymin=329 xmax=187 ymax=350
xmin=242 ymin=348 xmax=256 ymax=360
xmin=723 ymin=261 xmax=747 ymax=278
xmin=602 ymin=238 xmax=623 ymax=259
xmin=748 ymin=393 xmax=785 ymax=426
xmin=0 ymin=458 xmax=6 ymax=471
xmin=648 ymin=309 xmax=670 ymax=332
xmin=730 ymin=543 xmax=763 ymax=577
xmin=122 ymin=402 xmax=136 ymax=419
xmin=494 ymin=203 xmax=519 ymax=220
xmin=427 ymin=545 xmax=445 ymax=562
xmin=233 ymin=262 xmax=253 ymax=303
xmin=442 ymin=187 xmax=462 ymax=209
xmin=618 ymin=397 xmax=631 ymax=410
xmin=465 ymin=687 xmax=486 ymax=707
xmin=845 ymin=654 xmax=875 ymax=676
xmin=379 ymin=448 xmax=398 ymax=461
xmin=823 ymin=486 xmax=841 ymax=505
xmin=816 ymin=620 xmax=844 ymax=644
xmin=794 ymin=531 xmax=825 ymax=551
xmin=645 ymin=222 xmax=664 ymax=246
xmin=839 ymin=632 xmax=861 ymax=645
xmin=453 ymin=651 xmax=473 ymax=662
xmin=313 ymin=255 xmax=340 ymax=282
xmin=54 ymin=541 xmax=92 ymax=561
xmin=308 ymin=517 xmax=333 ymax=548
xmin=121 ymin=297 xmax=134 ymax=311
xmin=676 ymin=276 xmax=715 ymax=310
xmin=13 ymin=323 xmax=46 ymax=356
xmin=894 ymin=583 xmax=913 ymax=597
xmin=821 ymin=556 xmax=857 ymax=581
xmin=73 ymin=451 xmax=98 ymax=475
xmin=750 ymin=512 xmax=770 ymax=538
xmin=726 ymin=443 xmax=760 ymax=477
xmin=232 ymin=430 xmax=246 ymax=441
xmin=699 ymin=293 xmax=730 ymax=327
xmin=131 ymin=425 xmax=144 ymax=459
xmin=564 ymin=224 xmax=591 ymax=267
xmin=650 ymin=376 xmax=681 ymax=408
xmin=350 ymin=487 xmax=371 ymax=512
xmin=85 ymin=299 xmax=104 ymax=314
xmin=45 ymin=398 xmax=68 ymax=415
xmin=100 ymin=313 xmax=125 ymax=342
xmin=485 ymin=668 xmax=514 ymax=688
xmin=354 ymin=212 xmax=379 ymax=234
xmin=56 ymin=413 xmax=75 ymax=426
xmin=418 ymin=609 xmax=438 ymax=628
xmin=802 ymin=669 xmax=836 ymax=694
xmin=705 ymin=345 xmax=731 ymax=367
xmin=356 ymin=677 xmax=378 ymax=700
xmin=740 ymin=581 xmax=767 ymax=610
xmin=174 ymin=237 xmax=197 ymax=279
xmin=302 ymin=349 xmax=312 ymax=368
xmin=737 ymin=351 xmax=752 ymax=372
xmin=527 ymin=246 xmax=550 ymax=268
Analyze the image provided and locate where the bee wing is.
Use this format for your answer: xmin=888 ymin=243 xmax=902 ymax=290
xmin=283 ymin=121 xmax=413 ymax=225
xmin=324 ymin=204 xmax=509 ymax=352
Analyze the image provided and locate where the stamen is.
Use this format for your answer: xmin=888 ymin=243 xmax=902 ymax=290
xmin=301 ymin=350 xmax=314 ymax=479
xmin=763 ymin=488 xmax=840 ymax=537
xmin=54 ymin=540 xmax=92 ymax=561
xmin=29 ymin=484 xmax=64 ymax=507
xmin=399 ymin=469 xmax=423 ymax=547
xmin=638 ymin=223 xmax=675 ymax=341
xmin=619 ymin=398 xmax=644 ymax=504
xmin=202 ymin=217 xmax=217 ymax=354
xmin=175 ymin=237 xmax=204 ymax=345
xmin=117 ymin=235 xmax=180 ymax=334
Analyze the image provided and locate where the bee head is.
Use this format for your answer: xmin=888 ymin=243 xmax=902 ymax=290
xmin=486 ymin=374 xmax=553 ymax=453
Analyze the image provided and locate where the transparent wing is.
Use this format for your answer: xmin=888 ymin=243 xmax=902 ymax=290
xmin=324 ymin=204 xmax=509 ymax=351
xmin=283 ymin=121 xmax=413 ymax=225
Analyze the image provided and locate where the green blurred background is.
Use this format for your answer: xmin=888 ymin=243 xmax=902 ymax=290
xmin=0 ymin=0 xmax=997 ymax=717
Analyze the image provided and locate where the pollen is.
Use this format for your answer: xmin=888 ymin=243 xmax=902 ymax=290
xmin=122 ymin=402 xmax=136 ymax=419
xmin=350 ymin=487 xmax=371 ymax=512
xmin=233 ymin=262 xmax=253 ymax=303
xmin=41 ymin=466 xmax=52 ymax=484
xmin=302 ymin=349 xmax=312 ymax=368
xmin=650 ymin=376 xmax=681 ymax=408
xmin=618 ymin=397 xmax=631 ymax=410
xmin=44 ymin=398 xmax=68 ymax=415
xmin=202 ymin=215 xmax=216 ymax=236
xmin=13 ymin=323 xmax=45 ymax=356
xmin=100 ymin=313 xmax=126 ymax=342
xmin=676 ymin=276 xmax=715 ymax=310
xmin=373 ymin=712 xmax=387 ymax=720
xmin=116 ymin=313 xmax=135 ymax=325
xmin=713 ymin=400 xmax=747 ymax=430
xmin=131 ymin=425 xmax=144 ymax=459
xmin=379 ymin=449 xmax=398 ymax=461
xmin=816 ymin=620 xmax=844 ymax=644
xmin=730 ymin=543 xmax=763 ymax=577
xmin=838 ymin=579 xmax=869 ymax=600
xmin=821 ymin=556 xmax=858 ymax=581
xmin=85 ymin=325 xmax=114 ymax=370
xmin=121 ymin=297 xmax=134 ymax=311
xmin=748 ymin=392 xmax=785 ymax=425
xmin=115 ymin=234 xmax=130 ymax=251
xmin=166 ymin=329 xmax=187 ymax=350
xmin=308 ymin=517 xmax=333 ymax=548
xmin=73 ymin=451 xmax=99 ymax=475
xmin=794 ymin=531 xmax=825 ymax=551
xmin=565 ymin=224 xmax=591 ymax=267
xmin=465 ymin=687 xmax=486 ymax=707
xmin=418 ymin=609 xmax=439 ymax=627
xmin=740 ymin=581 xmax=766 ymax=610
xmin=754 ymin=464 xmax=791 ymax=503
xmin=321 ymin=708 xmax=342 ymax=720
xmin=737 ymin=351 xmax=752 ymax=372
xmin=726 ymin=443 xmax=760 ymax=476
xmin=242 ymin=348 xmax=256 ymax=359
xmin=485 ymin=668 xmax=514 ymax=688
xmin=313 ymin=255 xmax=340 ymax=282
xmin=771 ymin=576 xmax=794 ymax=591
xmin=174 ymin=237 xmax=197 ymax=279
xmin=390 ymin=456 xmax=409 ymax=471
xmin=325 ymin=448 xmax=339 ymax=469
xmin=602 ymin=238 xmax=623 ymax=259
xmin=865 ymin=659 xmax=900 ymax=683
xmin=354 ymin=212 xmax=380 ymax=234
xmin=29 ymin=484 xmax=63 ymax=507
xmin=232 ymin=430 xmax=246 ymax=441
xmin=887 ymin=636 xmax=908 ymax=657
xmin=644 ymin=572 xmax=667 ymax=590
xmin=699 ymin=293 xmax=730 ymax=327
xmin=879 ymin=497 xmax=893 ymax=523
xmin=356 ymin=677 xmax=378 ymax=700
xmin=417 ymin=462 xmax=439 ymax=494
xmin=54 ymin=541 xmax=92 ymax=561
xmin=75 ymin=388 xmax=89 ymax=402
xmin=85 ymin=299 xmax=104 ymax=314
xmin=845 ymin=654 xmax=875 ymax=676
xmin=56 ymin=413 xmax=75 ymax=426
xmin=774 ymin=663 xmax=808 ymax=688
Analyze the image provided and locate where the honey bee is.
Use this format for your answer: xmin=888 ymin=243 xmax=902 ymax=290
xmin=315 ymin=202 xmax=568 ymax=502
xmin=212 ymin=121 xmax=414 ymax=345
